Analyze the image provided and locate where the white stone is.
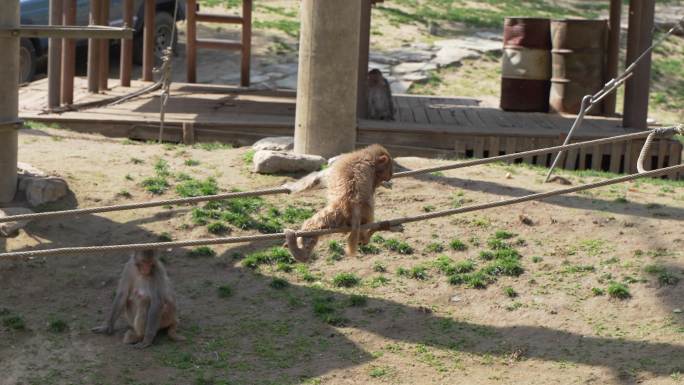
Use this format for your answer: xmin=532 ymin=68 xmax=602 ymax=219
xmin=390 ymin=81 xmax=413 ymax=94
xmin=474 ymin=31 xmax=503 ymax=41
xmin=392 ymin=62 xmax=427 ymax=75
xmin=250 ymin=74 xmax=271 ymax=83
xmin=18 ymin=176 xmax=69 ymax=207
xmin=434 ymin=37 xmax=502 ymax=53
xmin=433 ymin=47 xmax=479 ymax=67
xmin=391 ymin=49 xmax=434 ymax=62
xmin=17 ymin=162 xmax=47 ymax=177
xmin=252 ymin=136 xmax=294 ymax=152
xmin=0 ymin=207 xmax=34 ymax=237
xmin=253 ymin=150 xmax=326 ymax=174
xmin=401 ymin=72 xmax=429 ymax=82
xmin=369 ymin=52 xmax=400 ymax=65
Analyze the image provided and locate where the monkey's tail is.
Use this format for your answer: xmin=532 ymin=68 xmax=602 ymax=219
xmin=284 ymin=229 xmax=310 ymax=262
xmin=345 ymin=204 xmax=362 ymax=257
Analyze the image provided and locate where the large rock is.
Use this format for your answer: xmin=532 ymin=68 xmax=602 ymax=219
xmin=253 ymin=150 xmax=326 ymax=174
xmin=433 ymin=47 xmax=479 ymax=68
xmin=274 ymin=74 xmax=298 ymax=90
xmin=18 ymin=176 xmax=69 ymax=207
xmin=0 ymin=207 xmax=34 ymax=237
xmin=252 ymin=136 xmax=294 ymax=152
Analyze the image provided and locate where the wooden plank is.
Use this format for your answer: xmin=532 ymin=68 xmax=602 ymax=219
xmin=591 ymin=145 xmax=602 ymax=171
xmin=668 ymin=142 xmax=682 ymax=179
xmin=487 ymin=136 xmax=500 ymax=158
xmin=408 ymin=97 xmax=430 ymax=124
xmin=463 ymin=109 xmax=488 ymax=130
xmin=623 ymin=140 xmax=633 ymax=174
xmin=473 ymin=136 xmax=485 ymax=158
xmin=578 ymin=145 xmax=588 ymax=170
xmin=565 ymin=146 xmax=578 ymax=171
xmin=424 ymin=105 xmax=443 ymax=124
xmin=609 ymin=142 xmax=622 ymax=173
xmin=395 ymin=96 xmax=414 ymax=122
xmin=454 ymin=138 xmax=466 ymax=159
xmin=656 ymin=139 xmax=668 ymax=169
xmin=505 ymin=137 xmax=517 ymax=162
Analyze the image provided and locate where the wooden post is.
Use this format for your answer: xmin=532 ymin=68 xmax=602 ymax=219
xmin=604 ymin=0 xmax=621 ymax=115
xmin=120 ymin=0 xmax=133 ymax=86
xmin=623 ymin=0 xmax=655 ymax=129
xmin=186 ymin=0 xmax=197 ymax=83
xmin=142 ymin=0 xmax=155 ymax=82
xmin=61 ymin=0 xmax=76 ymax=104
xmin=47 ymin=0 xmax=63 ymax=109
xmin=182 ymin=122 xmax=195 ymax=145
xmin=0 ymin=0 xmax=19 ymax=202
xmin=98 ymin=0 xmax=110 ymax=90
xmin=87 ymin=0 xmax=101 ymax=93
xmin=357 ymin=0 xmax=372 ymax=119
xmin=294 ymin=0 xmax=361 ymax=158
xmin=240 ymin=0 xmax=252 ymax=87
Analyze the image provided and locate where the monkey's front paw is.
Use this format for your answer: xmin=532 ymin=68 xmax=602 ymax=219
xmin=133 ymin=340 xmax=152 ymax=349
xmin=91 ymin=325 xmax=113 ymax=335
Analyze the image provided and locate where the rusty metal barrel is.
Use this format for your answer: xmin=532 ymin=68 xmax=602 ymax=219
xmin=500 ymin=17 xmax=551 ymax=112
xmin=550 ymin=19 xmax=607 ymax=114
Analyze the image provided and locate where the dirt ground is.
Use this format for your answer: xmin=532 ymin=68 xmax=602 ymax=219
xmin=0 ymin=127 xmax=682 ymax=385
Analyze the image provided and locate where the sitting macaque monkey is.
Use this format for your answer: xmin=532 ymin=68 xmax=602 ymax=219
xmin=92 ymin=249 xmax=183 ymax=348
xmin=285 ymin=144 xmax=393 ymax=261
xmin=367 ymin=69 xmax=395 ymax=120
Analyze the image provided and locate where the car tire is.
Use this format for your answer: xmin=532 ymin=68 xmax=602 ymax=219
xmin=19 ymin=38 xmax=37 ymax=84
xmin=133 ymin=11 xmax=178 ymax=65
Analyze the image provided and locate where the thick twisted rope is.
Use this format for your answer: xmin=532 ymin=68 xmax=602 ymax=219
xmin=544 ymin=16 xmax=684 ymax=182
xmin=1 ymin=163 xmax=681 ymax=258
xmin=1 ymin=125 xmax=681 ymax=224
xmin=637 ymin=124 xmax=684 ymax=173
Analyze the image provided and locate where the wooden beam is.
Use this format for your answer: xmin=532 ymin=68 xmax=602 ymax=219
xmin=186 ymin=0 xmax=197 ymax=83
xmin=119 ymin=0 xmax=133 ymax=86
xmin=98 ymin=0 xmax=110 ymax=91
xmin=47 ymin=0 xmax=63 ymax=109
xmin=623 ymin=0 xmax=655 ymax=129
xmin=61 ymin=0 xmax=76 ymax=104
xmin=0 ymin=0 xmax=19 ymax=202
xmin=196 ymin=38 xmax=242 ymax=50
xmin=241 ymin=0 xmax=252 ymax=87
xmin=87 ymin=0 xmax=101 ymax=93
xmin=142 ymin=0 xmax=155 ymax=82
xmin=196 ymin=13 xmax=242 ymax=24
xmin=357 ymin=0 xmax=372 ymax=119
xmin=604 ymin=0 xmax=621 ymax=115
xmin=8 ymin=25 xmax=133 ymax=39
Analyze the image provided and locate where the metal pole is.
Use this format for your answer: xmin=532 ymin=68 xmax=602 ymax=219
xmin=87 ymin=0 xmax=101 ymax=93
xmin=186 ymin=0 xmax=197 ymax=83
xmin=604 ymin=0 xmax=621 ymax=115
xmin=142 ymin=0 xmax=155 ymax=82
xmin=357 ymin=0 xmax=372 ymax=119
xmin=120 ymin=0 xmax=133 ymax=86
xmin=623 ymin=0 xmax=655 ymax=129
xmin=0 ymin=0 xmax=19 ymax=202
xmin=240 ymin=0 xmax=252 ymax=87
xmin=98 ymin=0 xmax=110 ymax=90
xmin=61 ymin=0 xmax=76 ymax=104
xmin=47 ymin=0 xmax=63 ymax=109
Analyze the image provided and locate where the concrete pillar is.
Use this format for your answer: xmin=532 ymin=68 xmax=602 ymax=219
xmin=48 ymin=0 xmax=63 ymax=109
xmin=623 ymin=0 xmax=655 ymax=129
xmin=294 ymin=0 xmax=361 ymax=158
xmin=0 ymin=0 xmax=19 ymax=202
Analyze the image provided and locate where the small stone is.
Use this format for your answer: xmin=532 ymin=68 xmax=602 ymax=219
xmin=391 ymin=49 xmax=434 ymax=62
xmin=252 ymin=136 xmax=294 ymax=152
xmin=519 ymin=214 xmax=534 ymax=226
xmin=432 ymin=47 xmax=479 ymax=68
xmin=253 ymin=150 xmax=326 ymax=174
xmin=392 ymin=62 xmax=430 ymax=75
xmin=548 ymin=175 xmax=572 ymax=185
xmin=450 ymin=295 xmax=462 ymax=303
xmin=17 ymin=162 xmax=47 ymax=177
xmin=674 ymin=308 xmax=682 ymax=314
xmin=0 ymin=207 xmax=34 ymax=237
xmin=401 ymin=72 xmax=429 ymax=82
xmin=505 ymin=172 xmax=513 ymax=179
xmin=18 ymin=176 xmax=69 ymax=207
xmin=368 ymin=52 xmax=400 ymax=65
xmin=417 ymin=306 xmax=432 ymax=314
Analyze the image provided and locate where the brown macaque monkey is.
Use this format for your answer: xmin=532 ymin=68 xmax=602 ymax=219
xmin=285 ymin=144 xmax=393 ymax=261
xmin=367 ymin=69 xmax=395 ymax=120
xmin=92 ymin=249 xmax=183 ymax=348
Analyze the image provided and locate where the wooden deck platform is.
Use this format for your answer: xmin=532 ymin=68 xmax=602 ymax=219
xmin=19 ymin=78 xmax=682 ymax=178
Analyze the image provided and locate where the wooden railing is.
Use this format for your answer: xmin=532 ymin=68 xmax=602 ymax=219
xmin=186 ymin=0 xmax=252 ymax=87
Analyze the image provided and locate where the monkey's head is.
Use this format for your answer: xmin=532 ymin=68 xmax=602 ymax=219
xmin=367 ymin=68 xmax=383 ymax=87
xmin=134 ymin=249 xmax=158 ymax=276
xmin=367 ymin=144 xmax=393 ymax=186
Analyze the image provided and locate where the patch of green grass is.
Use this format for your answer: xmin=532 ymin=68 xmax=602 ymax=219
xmin=116 ymin=189 xmax=132 ymax=199
xmin=607 ymin=282 xmax=631 ymax=299
xmin=658 ymin=271 xmax=680 ymax=286
xmin=207 ymin=221 xmax=229 ymax=234
xmin=270 ymin=277 xmax=289 ymax=290
xmin=242 ymin=247 xmax=293 ymax=269
xmin=563 ymin=264 xmax=596 ymax=274
xmin=348 ymin=294 xmax=368 ymax=307
xmin=332 ymin=273 xmax=361 ymax=288
xmin=141 ymin=176 xmax=170 ymax=194
xmin=371 ymin=234 xmax=385 ymax=244
xmin=47 ymin=318 xmax=68 ymax=333
xmin=481 ymin=256 xmax=524 ymax=277
xmin=425 ymin=242 xmax=444 ymax=253
xmin=449 ymin=239 xmax=468 ymax=251
xmin=452 ymin=271 xmax=492 ymax=289
xmin=503 ymin=287 xmax=517 ymax=298
xmin=422 ymin=205 xmax=436 ymax=213
xmin=591 ymin=287 xmax=605 ymax=296
xmin=243 ymin=149 xmax=256 ymax=165
xmin=184 ymin=159 xmax=200 ymax=166
xmin=217 ymin=285 xmax=232 ymax=298
xmin=494 ymin=230 xmax=516 ymax=240
xmin=384 ymin=238 xmax=414 ymax=254
xmin=276 ymin=262 xmax=293 ymax=272
xmin=176 ymin=177 xmax=219 ymax=197
xmin=373 ymin=261 xmax=387 ymax=273
xmin=158 ymin=232 xmax=173 ymax=242
xmin=360 ymin=243 xmax=381 ymax=254
xmin=369 ymin=366 xmax=389 ymax=378
xmin=254 ymin=19 xmax=300 ymax=37
xmin=187 ymin=246 xmax=216 ymax=258
xmin=407 ymin=266 xmax=429 ymax=280
xmin=369 ymin=275 xmax=390 ymax=288
xmin=2 ymin=315 xmax=25 ymax=330
xmin=328 ymin=240 xmax=345 ymax=259
xmin=487 ymin=238 xmax=511 ymax=250
xmin=644 ymin=264 xmax=666 ymax=274
xmin=505 ymin=301 xmax=523 ymax=311
xmin=479 ymin=250 xmax=495 ymax=261
xmin=531 ymin=256 xmax=543 ymax=263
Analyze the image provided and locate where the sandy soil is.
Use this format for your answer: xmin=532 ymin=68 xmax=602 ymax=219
xmin=0 ymin=127 xmax=683 ymax=385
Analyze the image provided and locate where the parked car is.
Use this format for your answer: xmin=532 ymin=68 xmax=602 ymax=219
xmin=19 ymin=0 xmax=186 ymax=83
